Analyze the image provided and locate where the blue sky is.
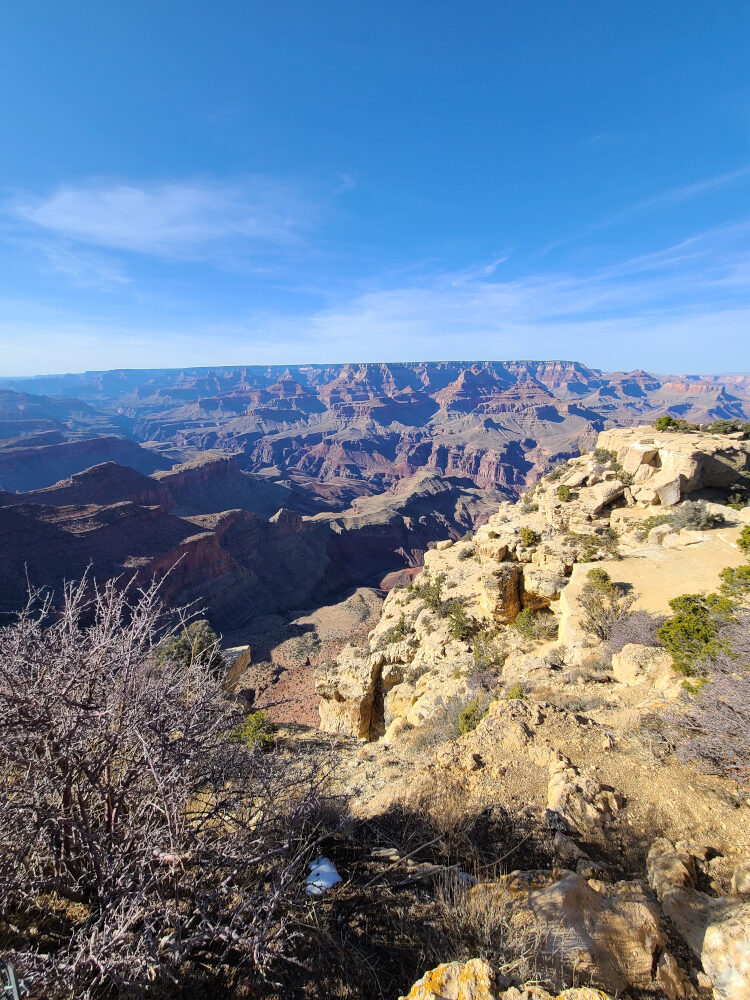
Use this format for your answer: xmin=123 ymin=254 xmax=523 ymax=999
xmin=1 ymin=1 xmax=749 ymax=376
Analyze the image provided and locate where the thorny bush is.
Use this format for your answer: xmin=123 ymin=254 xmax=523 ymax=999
xmin=0 ymin=578 xmax=337 ymax=999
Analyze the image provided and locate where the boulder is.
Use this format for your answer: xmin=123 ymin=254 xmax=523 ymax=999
xmin=547 ymin=754 xmax=623 ymax=836
xmin=611 ymin=644 xmax=681 ymax=696
xmin=485 ymin=870 xmax=666 ymax=993
xmin=315 ymin=646 xmax=377 ymax=739
xmin=621 ymin=442 xmax=659 ymax=476
xmin=521 ymin=565 xmax=567 ymax=610
xmin=480 ymin=564 xmax=521 ymax=624
xmin=648 ymin=839 xmax=750 ymax=1000
xmin=732 ymin=862 xmax=750 ymax=896
xmin=398 ymin=958 xmax=497 ymax=1000
xmin=398 ymin=959 xmax=616 ymax=1000
xmin=581 ymin=480 xmax=625 ymax=514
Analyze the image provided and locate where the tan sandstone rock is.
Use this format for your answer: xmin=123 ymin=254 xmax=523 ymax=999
xmin=648 ymin=839 xmax=750 ymax=1000
xmin=398 ymin=959 xmax=615 ymax=1000
xmin=611 ymin=643 xmax=682 ymax=696
xmin=474 ymin=870 xmax=665 ymax=994
xmin=547 ymin=754 xmax=623 ymax=836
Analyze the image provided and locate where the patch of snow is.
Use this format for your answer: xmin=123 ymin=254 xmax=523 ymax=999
xmin=306 ymin=855 xmax=342 ymax=896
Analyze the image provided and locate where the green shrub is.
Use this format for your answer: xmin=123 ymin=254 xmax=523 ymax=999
xmin=634 ymin=514 xmax=671 ymax=540
xmin=488 ymin=530 xmax=499 ymax=539
xmin=387 ymin=612 xmax=411 ymax=644
xmin=652 ymin=415 xmax=698 ymax=432
xmin=718 ymin=565 xmax=750 ymax=602
xmin=230 ymin=709 xmax=278 ymax=749
xmin=446 ymin=601 xmax=479 ymax=642
xmin=727 ymin=490 xmax=749 ymax=510
xmin=157 ymin=619 xmax=225 ymax=673
xmin=457 ymin=697 xmax=487 ymax=735
xmin=411 ymin=572 xmax=447 ymax=612
xmin=657 ymin=592 xmax=735 ymax=675
xmin=557 ymin=484 xmax=572 ymax=502
xmin=512 ymin=608 xmax=535 ymax=638
xmin=457 ymin=545 xmax=475 ymax=561
xmin=586 ymin=567 xmax=613 ymax=591
xmin=503 ymin=682 xmax=526 ymax=701
xmin=739 ymin=525 xmax=750 ymax=558
xmin=519 ymin=527 xmax=539 ymax=547
xmin=705 ymin=419 xmax=750 ymax=437
xmin=518 ymin=498 xmax=539 ymax=514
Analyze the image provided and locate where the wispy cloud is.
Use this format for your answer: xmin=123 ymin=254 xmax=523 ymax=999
xmin=542 ymin=164 xmax=750 ymax=255
xmin=3 ymin=215 xmax=748 ymax=376
xmin=9 ymin=177 xmax=316 ymax=260
xmin=38 ymin=244 xmax=132 ymax=289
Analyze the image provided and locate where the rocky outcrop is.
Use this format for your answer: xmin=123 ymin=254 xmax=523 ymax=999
xmin=647 ymin=839 xmax=750 ymax=1000
xmin=399 ymin=959 xmax=615 ymax=1000
xmin=597 ymin=425 xmax=750 ymax=506
xmin=317 ymin=426 xmax=750 ymax=739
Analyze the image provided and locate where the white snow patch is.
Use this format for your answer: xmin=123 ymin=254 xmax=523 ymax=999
xmin=306 ymin=855 xmax=342 ymax=896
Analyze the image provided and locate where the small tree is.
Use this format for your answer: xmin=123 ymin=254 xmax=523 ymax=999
xmin=670 ymin=610 xmax=750 ymax=791
xmin=578 ymin=569 xmax=635 ymax=642
xmin=156 ymin=617 xmax=225 ymax=672
xmin=739 ymin=525 xmax=750 ymax=558
xmin=557 ymin=484 xmax=572 ymax=502
xmin=656 ymin=592 xmax=734 ymax=675
xmin=652 ymin=415 xmax=697 ymax=432
xmin=446 ymin=601 xmax=479 ymax=642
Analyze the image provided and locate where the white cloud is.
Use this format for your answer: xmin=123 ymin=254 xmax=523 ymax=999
xmin=1 ymin=202 xmax=749 ymax=376
xmin=10 ymin=177 xmax=315 ymax=260
xmin=38 ymin=244 xmax=132 ymax=289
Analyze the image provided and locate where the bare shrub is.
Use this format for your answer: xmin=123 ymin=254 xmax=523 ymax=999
xmin=669 ymin=499 xmax=725 ymax=531
xmin=435 ymin=874 xmax=553 ymax=984
xmin=669 ymin=610 xmax=750 ymax=792
xmin=0 ymin=578 xmax=337 ymax=999
xmin=604 ymin=608 xmax=666 ymax=656
xmin=578 ymin=569 xmax=635 ymax=642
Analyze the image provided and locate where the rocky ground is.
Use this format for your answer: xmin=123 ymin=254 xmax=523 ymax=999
xmin=286 ymin=425 xmax=750 ymax=1000
xmin=224 ymin=586 xmax=384 ymax=726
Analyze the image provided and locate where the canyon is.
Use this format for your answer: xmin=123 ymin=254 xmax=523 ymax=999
xmin=0 ymin=361 xmax=748 ymax=636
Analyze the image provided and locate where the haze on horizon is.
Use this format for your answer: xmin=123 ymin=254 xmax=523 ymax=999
xmin=1 ymin=1 xmax=749 ymax=377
